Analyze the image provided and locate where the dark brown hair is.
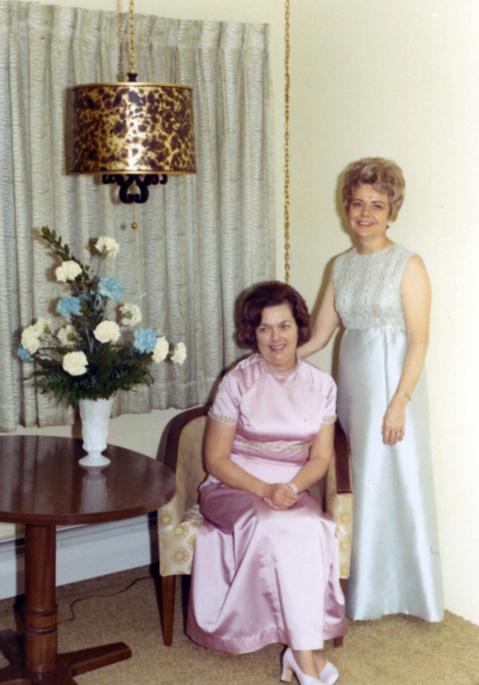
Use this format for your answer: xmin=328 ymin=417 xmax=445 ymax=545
xmin=236 ymin=280 xmax=311 ymax=350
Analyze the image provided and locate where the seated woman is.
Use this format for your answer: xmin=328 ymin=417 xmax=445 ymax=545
xmin=187 ymin=281 xmax=345 ymax=685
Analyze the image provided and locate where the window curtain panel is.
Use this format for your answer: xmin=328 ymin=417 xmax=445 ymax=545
xmin=0 ymin=0 xmax=274 ymax=432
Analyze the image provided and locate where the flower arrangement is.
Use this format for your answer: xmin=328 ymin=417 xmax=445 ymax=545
xmin=17 ymin=227 xmax=187 ymax=405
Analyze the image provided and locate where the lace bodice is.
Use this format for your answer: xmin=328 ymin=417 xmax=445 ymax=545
xmin=333 ymin=243 xmax=413 ymax=329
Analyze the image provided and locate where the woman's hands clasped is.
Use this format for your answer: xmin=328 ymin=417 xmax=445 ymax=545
xmin=263 ymin=483 xmax=299 ymax=510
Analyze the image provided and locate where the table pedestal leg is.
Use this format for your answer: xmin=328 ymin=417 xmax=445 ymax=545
xmin=24 ymin=525 xmax=57 ymax=673
xmin=0 ymin=524 xmax=131 ymax=684
xmin=0 ymin=633 xmax=131 ymax=684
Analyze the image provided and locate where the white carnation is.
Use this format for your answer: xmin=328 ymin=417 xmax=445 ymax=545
xmin=152 ymin=336 xmax=170 ymax=363
xmin=95 ymin=236 xmax=120 ymax=256
xmin=93 ymin=320 xmax=121 ymax=344
xmin=119 ymin=303 xmax=142 ymax=328
xmin=32 ymin=318 xmax=51 ymax=336
xmin=62 ymin=351 xmax=88 ymax=376
xmin=55 ymin=260 xmax=82 ymax=282
xmin=21 ymin=325 xmax=41 ymax=354
xmin=171 ymin=341 xmax=187 ymax=365
xmin=57 ymin=324 xmax=77 ymax=348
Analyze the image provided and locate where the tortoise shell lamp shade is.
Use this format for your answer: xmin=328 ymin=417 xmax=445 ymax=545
xmin=68 ymin=82 xmax=196 ymax=204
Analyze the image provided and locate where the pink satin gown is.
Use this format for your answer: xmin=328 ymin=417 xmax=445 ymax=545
xmin=187 ymin=354 xmax=346 ymax=654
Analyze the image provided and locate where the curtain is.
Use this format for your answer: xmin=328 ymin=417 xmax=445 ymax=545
xmin=0 ymin=0 xmax=274 ymax=431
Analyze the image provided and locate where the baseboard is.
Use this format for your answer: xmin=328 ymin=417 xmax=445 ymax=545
xmin=0 ymin=514 xmax=158 ymax=600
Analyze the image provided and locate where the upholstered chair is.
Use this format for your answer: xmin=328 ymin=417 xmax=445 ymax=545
xmin=157 ymin=405 xmax=353 ymax=646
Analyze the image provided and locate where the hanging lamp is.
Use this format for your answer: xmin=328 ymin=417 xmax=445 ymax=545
xmin=68 ymin=0 xmax=196 ymax=204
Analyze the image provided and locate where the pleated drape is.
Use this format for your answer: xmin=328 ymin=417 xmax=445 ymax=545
xmin=0 ymin=0 xmax=274 ymax=431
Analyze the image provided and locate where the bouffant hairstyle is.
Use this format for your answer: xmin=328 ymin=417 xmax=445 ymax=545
xmin=342 ymin=157 xmax=405 ymax=221
xmin=236 ymin=281 xmax=311 ymax=350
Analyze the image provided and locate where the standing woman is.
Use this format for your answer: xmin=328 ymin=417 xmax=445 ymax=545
xmin=299 ymin=158 xmax=443 ymax=622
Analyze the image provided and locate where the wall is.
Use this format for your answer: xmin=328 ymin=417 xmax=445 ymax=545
xmin=6 ymin=0 xmax=479 ymax=625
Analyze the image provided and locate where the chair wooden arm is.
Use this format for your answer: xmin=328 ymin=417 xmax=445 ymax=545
xmin=334 ymin=421 xmax=351 ymax=494
xmin=156 ymin=405 xmax=209 ymax=471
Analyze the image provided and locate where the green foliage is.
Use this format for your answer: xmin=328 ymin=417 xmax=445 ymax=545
xmin=41 ymin=226 xmax=92 ymax=286
xmin=33 ymin=346 xmax=154 ymax=406
xmin=17 ymin=228 xmax=181 ymax=407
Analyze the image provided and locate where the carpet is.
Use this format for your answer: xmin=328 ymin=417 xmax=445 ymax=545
xmin=1 ymin=567 xmax=478 ymax=685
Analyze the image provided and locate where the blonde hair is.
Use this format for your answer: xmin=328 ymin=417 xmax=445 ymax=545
xmin=342 ymin=157 xmax=405 ymax=221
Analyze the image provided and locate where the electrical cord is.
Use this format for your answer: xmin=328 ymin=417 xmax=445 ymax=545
xmin=58 ymin=574 xmax=153 ymax=624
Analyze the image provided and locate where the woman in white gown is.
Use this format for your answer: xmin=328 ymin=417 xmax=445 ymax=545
xmin=299 ymin=158 xmax=443 ymax=621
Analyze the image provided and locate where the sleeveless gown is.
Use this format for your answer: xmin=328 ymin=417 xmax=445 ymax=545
xmin=187 ymin=353 xmax=346 ymax=653
xmin=333 ymin=243 xmax=443 ymax=621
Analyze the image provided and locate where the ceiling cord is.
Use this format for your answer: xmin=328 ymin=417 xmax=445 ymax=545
xmin=284 ymin=0 xmax=291 ymax=284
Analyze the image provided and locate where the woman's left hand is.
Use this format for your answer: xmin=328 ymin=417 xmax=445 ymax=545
xmin=381 ymin=254 xmax=430 ymax=447
xmin=263 ymin=483 xmax=299 ymax=510
xmin=382 ymin=400 xmax=407 ymax=446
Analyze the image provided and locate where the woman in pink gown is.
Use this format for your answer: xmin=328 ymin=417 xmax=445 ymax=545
xmin=187 ymin=282 xmax=345 ymax=685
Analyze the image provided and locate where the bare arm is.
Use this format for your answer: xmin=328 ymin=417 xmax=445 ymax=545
xmin=205 ymin=418 xmax=299 ymax=509
xmin=382 ymin=255 xmax=431 ymax=445
xmin=289 ymin=422 xmax=334 ymax=493
xmin=297 ymin=278 xmax=340 ymax=358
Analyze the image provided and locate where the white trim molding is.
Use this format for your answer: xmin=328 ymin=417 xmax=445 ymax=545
xmin=0 ymin=515 xmax=157 ymax=600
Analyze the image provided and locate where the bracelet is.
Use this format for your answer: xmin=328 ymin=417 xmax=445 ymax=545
xmin=397 ymin=389 xmax=412 ymax=401
xmin=288 ymin=482 xmax=299 ymax=495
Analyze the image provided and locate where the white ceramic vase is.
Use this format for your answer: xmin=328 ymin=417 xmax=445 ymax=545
xmin=78 ymin=398 xmax=113 ymax=468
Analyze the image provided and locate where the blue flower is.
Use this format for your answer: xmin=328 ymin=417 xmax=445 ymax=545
xmin=98 ymin=277 xmax=125 ymax=301
xmin=57 ymin=296 xmax=82 ymax=317
xmin=17 ymin=345 xmax=33 ymax=362
xmin=133 ymin=328 xmax=157 ymax=354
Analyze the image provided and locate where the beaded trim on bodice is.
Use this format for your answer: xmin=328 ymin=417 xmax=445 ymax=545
xmin=333 ymin=243 xmax=413 ymax=330
xmin=258 ymin=356 xmax=299 ymax=378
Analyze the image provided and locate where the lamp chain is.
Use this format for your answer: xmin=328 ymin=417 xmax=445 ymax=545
xmin=134 ymin=206 xmax=147 ymax=311
xmin=284 ymin=0 xmax=291 ymax=284
xmin=128 ymin=0 xmax=137 ymax=77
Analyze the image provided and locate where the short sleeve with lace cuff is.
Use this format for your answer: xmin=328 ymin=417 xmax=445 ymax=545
xmin=322 ymin=376 xmax=337 ymax=424
xmin=208 ymin=409 xmax=237 ymax=426
xmin=208 ymin=372 xmax=240 ymax=427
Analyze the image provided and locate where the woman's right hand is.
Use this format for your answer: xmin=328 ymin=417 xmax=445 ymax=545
xmin=263 ymin=483 xmax=299 ymax=510
xmin=297 ymin=278 xmax=339 ymax=359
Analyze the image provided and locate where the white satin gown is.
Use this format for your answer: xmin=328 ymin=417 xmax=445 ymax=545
xmin=333 ymin=243 xmax=443 ymax=621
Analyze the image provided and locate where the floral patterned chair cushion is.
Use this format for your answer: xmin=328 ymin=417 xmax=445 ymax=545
xmin=0 ymin=523 xmax=19 ymax=542
xmin=158 ymin=413 xmax=207 ymax=576
xmin=326 ymin=453 xmax=353 ymax=579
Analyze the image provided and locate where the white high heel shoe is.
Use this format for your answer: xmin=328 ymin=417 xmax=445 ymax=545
xmin=317 ymin=659 xmax=339 ymax=685
xmin=280 ymin=648 xmax=324 ymax=685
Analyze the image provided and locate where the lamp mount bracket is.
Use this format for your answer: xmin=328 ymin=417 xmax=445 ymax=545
xmin=102 ymin=174 xmax=168 ymax=204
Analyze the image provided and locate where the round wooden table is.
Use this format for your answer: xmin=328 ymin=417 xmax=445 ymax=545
xmin=0 ymin=435 xmax=175 ymax=685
